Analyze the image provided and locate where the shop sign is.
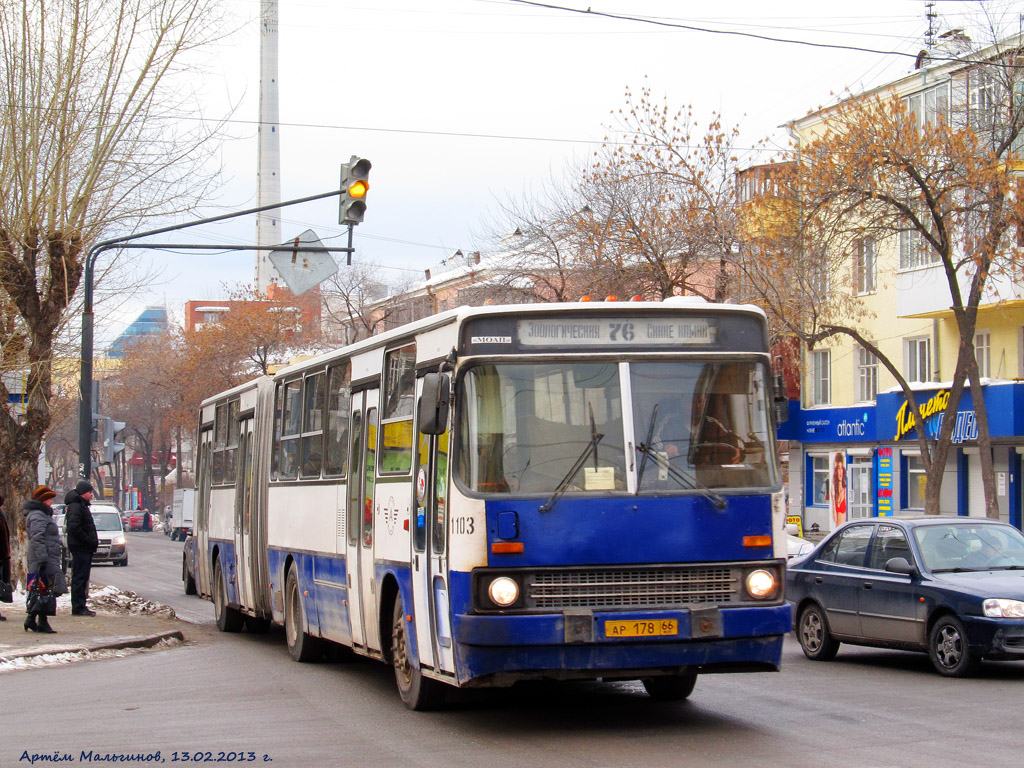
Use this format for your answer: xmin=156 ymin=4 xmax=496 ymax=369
xmin=893 ymin=388 xmax=978 ymax=443
xmin=875 ymin=447 xmax=893 ymax=516
xmin=798 ymin=405 xmax=876 ymax=443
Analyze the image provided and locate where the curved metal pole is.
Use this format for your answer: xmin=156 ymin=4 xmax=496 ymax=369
xmin=77 ymin=187 xmax=345 ymax=480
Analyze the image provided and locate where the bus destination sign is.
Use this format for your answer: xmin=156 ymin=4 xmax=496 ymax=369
xmin=517 ymin=317 xmax=717 ymax=347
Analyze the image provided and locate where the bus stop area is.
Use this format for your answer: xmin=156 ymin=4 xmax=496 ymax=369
xmin=0 ymin=585 xmax=188 ymax=669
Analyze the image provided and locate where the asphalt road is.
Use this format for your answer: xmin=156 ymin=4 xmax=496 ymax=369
xmin=4 ymin=533 xmax=1023 ymax=768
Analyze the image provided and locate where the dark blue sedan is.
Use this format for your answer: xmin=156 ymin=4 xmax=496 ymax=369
xmin=787 ymin=517 xmax=1024 ymax=676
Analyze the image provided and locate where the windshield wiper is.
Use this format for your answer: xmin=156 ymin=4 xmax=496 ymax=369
xmin=931 ymin=567 xmax=986 ymax=573
xmin=988 ymin=565 xmax=1024 ymax=570
xmin=636 ymin=404 xmax=659 ymax=488
xmin=635 ymin=442 xmax=727 ymax=510
xmin=539 ymin=405 xmax=603 ymax=514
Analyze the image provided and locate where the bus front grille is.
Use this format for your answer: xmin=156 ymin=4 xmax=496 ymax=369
xmin=527 ymin=567 xmax=739 ymax=609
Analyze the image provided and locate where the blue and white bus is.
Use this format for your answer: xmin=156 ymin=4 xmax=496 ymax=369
xmin=191 ymin=298 xmax=792 ymax=709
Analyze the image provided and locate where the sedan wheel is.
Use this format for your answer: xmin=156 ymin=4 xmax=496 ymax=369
xmin=798 ymin=603 xmax=840 ymax=661
xmin=928 ymin=615 xmax=980 ymax=677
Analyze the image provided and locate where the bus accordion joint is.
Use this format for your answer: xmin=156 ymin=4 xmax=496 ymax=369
xmin=491 ymin=542 xmax=524 ymax=554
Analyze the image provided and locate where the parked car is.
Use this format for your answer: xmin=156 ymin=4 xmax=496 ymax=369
xmin=89 ymin=503 xmax=129 ymax=567
xmin=786 ymin=523 xmax=815 ymax=559
xmin=788 ymin=517 xmax=1024 ymax=677
xmin=182 ymin=534 xmax=198 ymax=596
xmin=128 ymin=510 xmax=146 ymax=531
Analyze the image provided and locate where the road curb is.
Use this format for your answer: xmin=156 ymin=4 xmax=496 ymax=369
xmin=0 ymin=630 xmax=184 ymax=663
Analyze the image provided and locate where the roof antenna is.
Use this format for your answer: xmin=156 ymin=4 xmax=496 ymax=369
xmin=925 ymin=2 xmax=937 ymax=50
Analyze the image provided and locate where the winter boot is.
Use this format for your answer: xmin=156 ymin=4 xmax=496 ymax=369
xmin=36 ymin=615 xmax=56 ymax=634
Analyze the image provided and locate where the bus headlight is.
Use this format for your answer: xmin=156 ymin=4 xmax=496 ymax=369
xmin=487 ymin=576 xmax=520 ymax=607
xmin=745 ymin=569 xmax=777 ymax=600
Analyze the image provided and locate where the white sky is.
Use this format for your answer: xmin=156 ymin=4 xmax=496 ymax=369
xmin=98 ymin=0 xmax=1019 ymax=344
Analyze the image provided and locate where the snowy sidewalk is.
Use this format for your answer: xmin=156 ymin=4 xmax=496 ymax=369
xmin=0 ymin=584 xmax=187 ymax=672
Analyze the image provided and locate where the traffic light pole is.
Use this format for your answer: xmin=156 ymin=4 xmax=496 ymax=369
xmin=78 ymin=187 xmax=351 ymax=481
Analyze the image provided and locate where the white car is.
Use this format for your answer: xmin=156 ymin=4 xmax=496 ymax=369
xmin=786 ymin=524 xmax=815 ymax=559
xmin=63 ymin=502 xmax=129 ymax=567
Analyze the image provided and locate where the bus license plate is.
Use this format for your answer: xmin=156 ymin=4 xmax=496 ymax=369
xmin=605 ymin=619 xmax=678 ymax=638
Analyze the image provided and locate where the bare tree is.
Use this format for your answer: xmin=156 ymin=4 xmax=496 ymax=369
xmin=321 ymin=262 xmax=410 ymax=343
xmin=0 ymin=0 xmax=226 ymax=576
xmin=743 ymin=38 xmax=1024 ymax=516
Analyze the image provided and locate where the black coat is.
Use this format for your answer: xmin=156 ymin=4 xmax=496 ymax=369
xmin=0 ymin=505 xmax=10 ymax=563
xmin=64 ymin=489 xmax=99 ymax=554
xmin=23 ymin=500 xmax=61 ymax=575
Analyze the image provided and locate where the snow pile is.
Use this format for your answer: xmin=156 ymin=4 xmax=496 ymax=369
xmin=87 ymin=585 xmax=176 ymax=618
xmin=0 ymin=636 xmax=182 ymax=674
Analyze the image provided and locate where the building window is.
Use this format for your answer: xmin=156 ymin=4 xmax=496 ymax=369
xmin=899 ymin=201 xmax=941 ymax=270
xmin=970 ymin=68 xmax=1000 ymax=131
xmin=811 ymin=349 xmax=830 ymax=405
xmin=853 ymin=237 xmax=876 ymax=295
xmin=811 ymin=455 xmax=830 ymax=506
xmin=975 ymin=329 xmax=990 ymax=378
xmin=904 ymin=336 xmax=931 ymax=383
xmin=907 ymin=82 xmax=949 ymax=129
xmin=856 ymin=346 xmax=878 ymax=402
xmin=905 ymin=455 xmax=927 ymax=510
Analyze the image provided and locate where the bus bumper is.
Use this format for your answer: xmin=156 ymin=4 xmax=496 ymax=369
xmin=451 ymin=604 xmax=791 ymax=686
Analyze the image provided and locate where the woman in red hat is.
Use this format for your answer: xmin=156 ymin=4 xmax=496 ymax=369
xmin=23 ymin=485 xmax=61 ymax=633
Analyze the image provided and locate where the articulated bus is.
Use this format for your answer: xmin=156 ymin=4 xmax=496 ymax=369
xmin=191 ymin=298 xmax=792 ymax=709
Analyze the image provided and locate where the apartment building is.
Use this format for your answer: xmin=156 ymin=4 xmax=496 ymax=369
xmin=776 ymin=34 xmax=1024 ymax=533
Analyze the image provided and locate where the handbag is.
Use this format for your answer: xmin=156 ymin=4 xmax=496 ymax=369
xmin=0 ymin=579 xmax=12 ymax=603
xmin=26 ymin=575 xmax=57 ymax=616
xmin=51 ymin=569 xmax=68 ymax=597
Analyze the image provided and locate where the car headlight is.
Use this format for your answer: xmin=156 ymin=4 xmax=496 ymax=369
xmin=113 ymin=534 xmax=126 ymax=546
xmin=983 ymin=598 xmax=1024 ymax=618
xmin=487 ymin=576 xmax=520 ymax=607
xmin=745 ymin=569 xmax=778 ymax=600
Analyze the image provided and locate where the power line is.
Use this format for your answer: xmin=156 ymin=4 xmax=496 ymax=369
xmin=504 ymin=0 xmax=997 ymax=63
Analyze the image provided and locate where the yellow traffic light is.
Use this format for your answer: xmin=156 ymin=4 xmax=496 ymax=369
xmin=339 ymin=155 xmax=372 ymax=224
xmin=348 ymin=179 xmax=368 ymax=199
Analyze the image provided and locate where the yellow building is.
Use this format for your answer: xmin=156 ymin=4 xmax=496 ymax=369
xmin=776 ymin=34 xmax=1024 ymax=533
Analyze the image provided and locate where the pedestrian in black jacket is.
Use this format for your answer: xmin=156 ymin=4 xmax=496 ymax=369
xmin=24 ymin=485 xmax=61 ymax=633
xmin=64 ymin=480 xmax=98 ymax=617
xmin=0 ymin=492 xmax=10 ymax=622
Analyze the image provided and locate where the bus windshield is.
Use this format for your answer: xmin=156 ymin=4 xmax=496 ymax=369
xmin=457 ymin=359 xmax=777 ymax=495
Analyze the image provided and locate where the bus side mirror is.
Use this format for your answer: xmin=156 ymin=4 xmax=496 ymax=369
xmin=773 ymin=374 xmax=789 ymax=424
xmin=418 ymin=372 xmax=450 ymax=435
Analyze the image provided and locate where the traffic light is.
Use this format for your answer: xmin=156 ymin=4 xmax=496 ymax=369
xmin=103 ymin=418 xmax=127 ymax=464
xmin=339 ymin=155 xmax=371 ymax=224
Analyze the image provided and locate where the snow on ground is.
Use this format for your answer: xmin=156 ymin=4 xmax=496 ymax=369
xmin=3 ymin=583 xmax=175 ymax=618
xmin=0 ymin=636 xmax=182 ymax=674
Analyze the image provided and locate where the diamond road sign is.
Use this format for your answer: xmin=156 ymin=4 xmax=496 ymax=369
xmin=268 ymin=229 xmax=338 ymax=296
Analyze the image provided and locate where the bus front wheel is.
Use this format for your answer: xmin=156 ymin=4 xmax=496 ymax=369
xmin=285 ymin=564 xmax=323 ymax=662
xmin=642 ymin=669 xmax=698 ymax=701
xmin=391 ymin=599 xmax=445 ymax=711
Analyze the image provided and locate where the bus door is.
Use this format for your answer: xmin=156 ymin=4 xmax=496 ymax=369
xmin=345 ymin=395 xmax=365 ymax=647
xmin=233 ymin=416 xmax=255 ymax=611
xmin=196 ymin=427 xmax=214 ymax=595
xmin=360 ymin=402 xmax=381 ymax=653
xmin=346 ymin=393 xmax=381 ymax=653
xmin=412 ymin=428 xmax=456 ymax=675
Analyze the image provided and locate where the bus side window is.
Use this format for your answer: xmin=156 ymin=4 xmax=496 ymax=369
xmin=324 ymin=362 xmax=351 ymax=477
xmin=278 ymin=380 xmax=302 ymax=480
xmin=380 ymin=344 xmax=415 ymax=474
xmin=299 ymin=372 xmax=324 ymax=478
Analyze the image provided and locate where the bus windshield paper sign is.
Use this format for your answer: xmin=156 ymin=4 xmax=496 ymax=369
xmin=518 ymin=317 xmax=716 ymax=346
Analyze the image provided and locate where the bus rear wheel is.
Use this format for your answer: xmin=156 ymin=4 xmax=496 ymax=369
xmin=642 ymin=669 xmax=698 ymax=701
xmin=391 ymin=599 xmax=445 ymax=711
xmin=213 ymin=559 xmax=244 ymax=632
xmin=285 ymin=564 xmax=323 ymax=662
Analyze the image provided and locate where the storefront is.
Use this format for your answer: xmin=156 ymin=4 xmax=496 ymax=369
xmin=779 ymin=382 xmax=1024 ymax=534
